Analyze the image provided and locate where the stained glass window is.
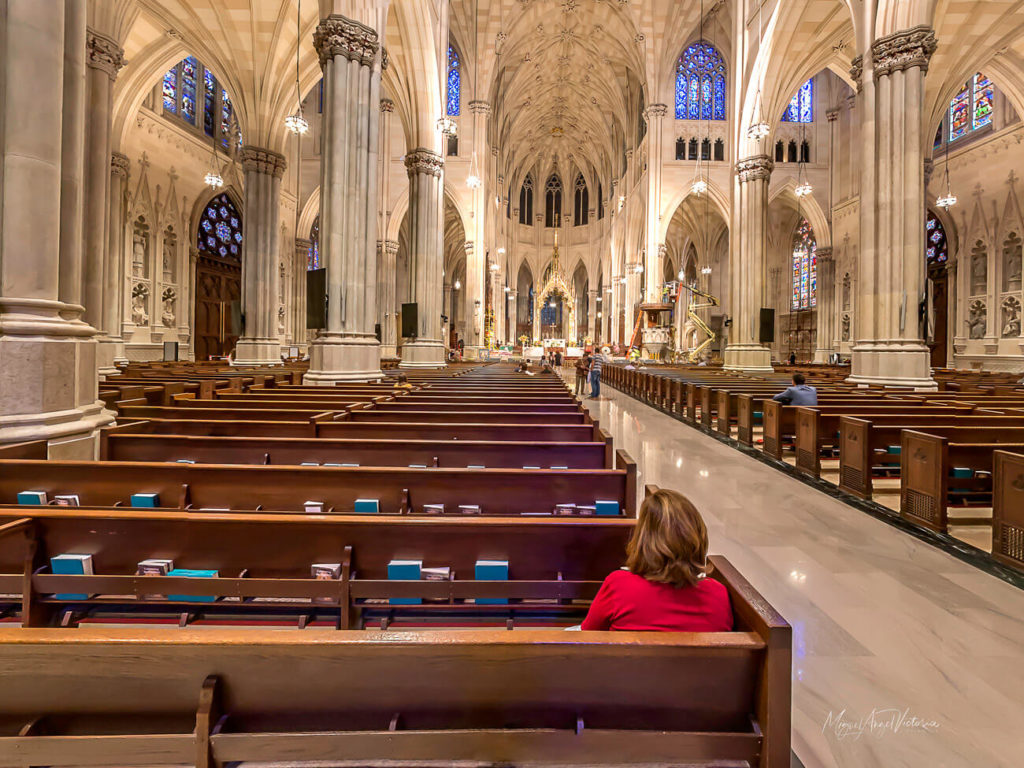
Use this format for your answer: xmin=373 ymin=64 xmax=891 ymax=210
xmin=926 ymin=210 xmax=948 ymax=266
xmin=197 ymin=193 xmax=242 ymax=260
xmin=447 ymin=45 xmax=461 ymax=117
xmin=161 ymin=58 xmax=236 ymax=147
xmin=781 ymin=79 xmax=813 ymax=123
xmin=308 ymin=216 xmax=320 ymax=271
xmin=791 ymin=219 xmax=817 ymax=311
xmin=948 ymin=72 xmax=994 ymax=142
xmin=675 ymin=41 xmax=726 ymax=121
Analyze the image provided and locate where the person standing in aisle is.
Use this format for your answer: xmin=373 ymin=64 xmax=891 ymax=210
xmin=575 ymin=352 xmax=591 ymax=396
xmin=588 ymin=347 xmax=606 ymax=399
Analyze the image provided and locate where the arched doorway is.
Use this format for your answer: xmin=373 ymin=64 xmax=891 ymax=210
xmin=194 ymin=192 xmax=242 ymax=360
xmin=926 ymin=209 xmax=950 ymax=367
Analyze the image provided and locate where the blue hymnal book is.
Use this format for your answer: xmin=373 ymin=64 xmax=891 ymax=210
xmin=51 ymin=554 xmax=94 ymax=600
xmin=167 ymin=569 xmax=219 ymax=602
xmin=354 ymin=498 xmax=380 ymax=514
xmin=595 ymin=500 xmax=620 ymax=516
xmin=387 ymin=559 xmax=422 ymax=605
xmin=17 ymin=491 xmax=47 ymax=505
xmin=475 ymin=559 xmax=509 ymax=605
xmin=131 ymin=493 xmax=160 ymax=508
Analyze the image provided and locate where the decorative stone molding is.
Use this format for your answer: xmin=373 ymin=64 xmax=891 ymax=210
xmin=849 ymin=55 xmax=863 ymax=91
xmin=923 ymin=158 xmax=934 ymax=187
xmin=826 ymin=109 xmax=840 ymax=123
xmin=385 ymin=240 xmax=400 ymax=256
xmin=381 ymin=46 xmax=389 ymax=71
xmin=313 ymin=15 xmax=380 ymax=69
xmin=645 ymin=103 xmax=668 ymax=121
xmin=464 ymin=241 xmax=474 ymax=256
xmin=86 ymin=29 xmax=125 ymax=79
xmin=380 ymin=98 xmax=394 ymax=113
xmin=657 ymin=243 xmax=667 ymax=258
xmin=871 ymin=26 xmax=937 ymax=78
xmin=404 ymin=148 xmax=444 ymax=178
xmin=295 ymin=238 xmax=312 ymax=251
xmin=110 ymin=152 xmax=130 ymax=178
xmin=736 ymin=154 xmax=774 ymax=183
xmin=240 ymin=146 xmax=287 ymax=179
xmin=817 ymin=247 xmax=834 ymax=263
xmin=469 ymin=100 xmax=492 ymax=115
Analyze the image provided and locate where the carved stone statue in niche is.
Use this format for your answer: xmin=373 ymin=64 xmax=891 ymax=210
xmin=841 ymin=313 xmax=851 ymax=342
xmin=841 ymin=274 xmax=851 ymax=311
xmin=131 ymin=283 xmax=149 ymax=326
xmin=970 ymin=240 xmax=988 ymax=295
xmin=1004 ymin=233 xmax=1022 ymax=291
xmin=967 ymin=301 xmax=986 ymax=339
xmin=161 ymin=288 xmax=176 ymax=328
xmin=132 ymin=219 xmax=149 ymax=278
xmin=163 ymin=227 xmax=176 ymax=283
xmin=278 ymin=305 xmax=286 ymax=335
xmin=1002 ymin=298 xmax=1021 ymax=338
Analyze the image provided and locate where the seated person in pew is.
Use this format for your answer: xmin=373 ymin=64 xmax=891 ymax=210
xmin=772 ymin=372 xmax=818 ymax=406
xmin=581 ymin=489 xmax=733 ymax=632
xmin=393 ymin=373 xmax=414 ymax=390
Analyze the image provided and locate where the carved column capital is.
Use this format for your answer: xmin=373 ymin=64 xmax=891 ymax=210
xmin=826 ymin=108 xmax=840 ymax=122
xmin=110 ymin=151 xmax=130 ymax=179
xmin=464 ymin=241 xmax=474 ymax=256
xmin=380 ymin=98 xmax=395 ymax=113
xmin=384 ymin=239 xmax=400 ymax=256
xmin=295 ymin=238 xmax=313 ymax=252
xmin=871 ymin=26 xmax=937 ymax=78
xmin=816 ymin=247 xmax=834 ymax=263
xmin=240 ymin=146 xmax=287 ymax=178
xmin=849 ymin=55 xmax=863 ymax=92
xmin=313 ymin=14 xmax=380 ymax=69
xmin=736 ymin=154 xmax=774 ymax=183
xmin=645 ymin=103 xmax=668 ymax=121
xmin=657 ymin=243 xmax=667 ymax=257
xmin=87 ymin=29 xmax=125 ymax=79
xmin=404 ymin=148 xmax=444 ymax=178
xmin=923 ymin=158 xmax=935 ymax=187
xmin=469 ymin=100 xmax=492 ymax=115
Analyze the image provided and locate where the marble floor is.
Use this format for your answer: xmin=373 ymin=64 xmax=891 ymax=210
xmin=573 ymin=377 xmax=1024 ymax=768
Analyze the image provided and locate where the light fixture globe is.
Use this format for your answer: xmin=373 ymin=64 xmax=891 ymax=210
xmin=691 ymin=178 xmax=708 ymax=196
xmin=285 ymin=112 xmax=309 ymax=135
xmin=466 ymin=174 xmax=481 ymax=189
xmin=747 ymin=121 xmax=771 ymax=140
xmin=795 ymin=181 xmax=813 ymax=198
xmin=437 ymin=117 xmax=457 ymax=136
xmin=936 ymin=192 xmax=957 ymax=210
xmin=204 ymin=170 xmax=224 ymax=189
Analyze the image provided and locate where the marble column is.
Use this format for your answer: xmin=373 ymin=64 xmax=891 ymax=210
xmin=644 ymin=104 xmax=667 ymax=302
xmin=233 ymin=146 xmax=286 ymax=366
xmin=826 ymin=108 xmax=840 ymax=216
xmin=106 ymin=152 xmax=130 ymax=363
xmin=293 ymin=238 xmax=311 ymax=353
xmin=305 ymin=15 xmax=383 ymax=382
xmin=849 ymin=26 xmax=937 ymax=388
xmin=83 ymin=29 xmax=124 ymax=375
xmin=0 ymin=0 xmax=112 ymax=457
xmin=464 ymin=100 xmax=490 ymax=359
xmin=814 ymin=248 xmax=837 ymax=362
xmin=378 ymin=239 xmax=399 ymax=358
xmin=588 ymin=289 xmax=599 ymax=342
xmin=58 ymin=0 xmax=86 ymax=311
xmin=441 ymin=280 xmax=452 ymax=350
xmin=724 ymin=155 xmax=774 ymax=371
xmin=399 ymin=149 xmax=446 ymax=368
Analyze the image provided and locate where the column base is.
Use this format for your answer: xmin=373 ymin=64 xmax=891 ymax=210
xmin=97 ymin=335 xmax=126 ymax=377
xmin=813 ymin=347 xmax=834 ymax=364
xmin=232 ymin=337 xmax=283 ymax=366
xmin=723 ymin=343 xmax=773 ymax=372
xmin=304 ymin=333 xmax=383 ymax=383
xmin=379 ymin=344 xmax=398 ymax=360
xmin=400 ymin=339 xmax=447 ymax=369
xmin=847 ymin=340 xmax=937 ymax=390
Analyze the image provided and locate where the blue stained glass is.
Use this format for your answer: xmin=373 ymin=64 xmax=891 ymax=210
xmin=675 ymin=41 xmax=726 ymax=121
xmin=308 ymin=215 xmax=320 ymax=271
xmin=206 ymin=236 xmax=216 ymax=249
xmin=221 ymin=89 xmax=233 ymax=147
xmin=203 ymin=68 xmax=216 ymax=136
xmin=181 ymin=57 xmax=197 ymax=124
xmin=926 ymin=211 xmax=947 ymax=265
xmin=782 ymin=79 xmax=814 ymax=123
xmin=197 ymin=193 xmax=242 ymax=259
xmin=162 ymin=68 xmax=177 ymax=113
xmin=230 ymin=244 xmax=238 ymax=255
xmin=219 ymin=206 xmax=228 ymax=218
xmin=446 ymin=45 xmax=460 ymax=116
xmin=219 ymin=246 xmax=227 ymax=257
xmin=202 ymin=220 xmax=212 ymax=233
xmin=215 ymin=221 xmax=231 ymax=243
xmin=233 ymin=232 xmax=242 ymax=243
xmin=791 ymin=218 xmax=817 ymax=310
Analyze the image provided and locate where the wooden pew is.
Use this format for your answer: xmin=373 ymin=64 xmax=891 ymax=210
xmin=0 ymin=457 xmax=638 ymax=517
xmin=100 ymin=433 xmax=614 ymax=469
xmin=346 ymin=409 xmax=589 ymax=425
xmin=838 ymin=417 xmax=1024 ymax=499
xmin=0 ymin=555 xmax=790 ymax=768
xmin=0 ymin=509 xmax=634 ymax=628
xmin=900 ymin=431 xmax=1024 ymax=534
xmin=992 ymin=450 xmax=1024 ymax=572
xmin=119 ymin=405 xmax=343 ymax=422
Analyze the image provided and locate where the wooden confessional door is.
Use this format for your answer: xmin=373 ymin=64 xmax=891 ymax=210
xmin=929 ymin=269 xmax=949 ymax=368
xmin=194 ymin=253 xmax=241 ymax=361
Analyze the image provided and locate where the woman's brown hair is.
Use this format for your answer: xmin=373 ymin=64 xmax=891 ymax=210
xmin=626 ymin=489 xmax=709 ymax=588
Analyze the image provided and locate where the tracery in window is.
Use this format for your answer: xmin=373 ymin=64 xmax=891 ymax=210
xmin=674 ymin=41 xmax=726 ymax=121
xmin=308 ymin=216 xmax=320 ymax=271
xmin=197 ymin=193 xmax=242 ymax=260
xmin=545 ymin=174 xmax=562 ymax=228
xmin=161 ymin=57 xmax=238 ymax=147
xmin=949 ymin=73 xmax=993 ymax=142
xmin=574 ymin=173 xmax=589 ymax=226
xmin=781 ymin=79 xmax=813 ymax=123
xmin=447 ymin=45 xmax=461 ymax=117
xmin=519 ymin=174 xmax=534 ymax=225
xmin=925 ymin=210 xmax=948 ymax=267
xmin=791 ymin=218 xmax=817 ymax=311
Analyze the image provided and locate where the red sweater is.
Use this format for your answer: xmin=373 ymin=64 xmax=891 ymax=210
xmin=581 ymin=569 xmax=733 ymax=632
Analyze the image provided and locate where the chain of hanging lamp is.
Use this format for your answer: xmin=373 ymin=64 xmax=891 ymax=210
xmin=466 ymin=0 xmax=482 ymax=188
xmin=438 ymin=0 xmax=457 ymax=137
xmin=691 ymin=0 xmax=709 ymax=196
xmin=936 ymin=127 xmax=957 ymax=209
xmin=285 ymin=0 xmax=309 ymax=134
xmin=795 ymin=122 xmax=813 ymax=197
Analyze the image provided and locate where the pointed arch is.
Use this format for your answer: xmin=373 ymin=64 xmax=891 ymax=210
xmin=675 ymin=41 xmax=727 ymax=121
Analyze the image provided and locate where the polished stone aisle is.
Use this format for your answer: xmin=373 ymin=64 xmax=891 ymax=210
xmin=574 ymin=379 xmax=1024 ymax=768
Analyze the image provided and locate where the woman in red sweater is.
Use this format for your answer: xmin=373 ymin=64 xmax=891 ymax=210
xmin=581 ymin=489 xmax=733 ymax=632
